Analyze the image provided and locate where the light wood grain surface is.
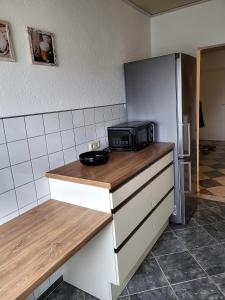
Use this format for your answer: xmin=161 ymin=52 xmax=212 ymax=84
xmin=46 ymin=143 xmax=174 ymax=190
xmin=0 ymin=200 xmax=112 ymax=300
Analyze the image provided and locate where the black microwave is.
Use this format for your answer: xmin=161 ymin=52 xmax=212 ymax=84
xmin=107 ymin=121 xmax=155 ymax=151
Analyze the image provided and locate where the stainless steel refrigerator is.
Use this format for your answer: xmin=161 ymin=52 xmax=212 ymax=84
xmin=124 ymin=53 xmax=197 ymax=224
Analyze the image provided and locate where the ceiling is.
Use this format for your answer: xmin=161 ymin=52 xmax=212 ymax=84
xmin=125 ymin=0 xmax=210 ymax=15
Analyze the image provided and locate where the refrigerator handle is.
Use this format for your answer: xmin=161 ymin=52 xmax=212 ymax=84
xmin=183 ymin=161 xmax=192 ymax=193
xmin=178 ymin=123 xmax=191 ymax=158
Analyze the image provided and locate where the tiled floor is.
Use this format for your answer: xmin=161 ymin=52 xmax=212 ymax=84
xmin=199 ymin=140 xmax=225 ymax=197
xmin=44 ymin=198 xmax=225 ymax=300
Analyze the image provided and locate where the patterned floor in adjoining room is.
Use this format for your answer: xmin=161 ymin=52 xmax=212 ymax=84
xmin=43 ymin=198 xmax=225 ymax=300
xmin=199 ymin=140 xmax=225 ymax=198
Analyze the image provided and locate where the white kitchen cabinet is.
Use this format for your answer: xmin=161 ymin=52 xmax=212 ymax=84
xmin=48 ymin=146 xmax=174 ymax=300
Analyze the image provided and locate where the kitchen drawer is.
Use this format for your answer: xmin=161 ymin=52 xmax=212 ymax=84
xmin=152 ymin=189 xmax=174 ymax=235
xmin=113 ymin=164 xmax=174 ymax=248
xmin=115 ymin=190 xmax=174 ymax=284
xmin=115 ymin=212 xmax=155 ymax=284
xmin=151 ymin=164 xmax=174 ymax=209
xmin=110 ymin=151 xmax=173 ymax=209
xmin=113 ymin=181 xmax=153 ymax=248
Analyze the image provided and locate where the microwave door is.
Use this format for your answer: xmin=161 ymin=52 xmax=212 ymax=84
xmin=108 ymin=130 xmax=132 ymax=150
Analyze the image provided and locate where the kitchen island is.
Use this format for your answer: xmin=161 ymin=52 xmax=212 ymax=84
xmin=46 ymin=142 xmax=174 ymax=300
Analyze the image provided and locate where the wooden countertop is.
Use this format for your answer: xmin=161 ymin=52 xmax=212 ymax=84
xmin=0 ymin=200 xmax=112 ymax=300
xmin=46 ymin=143 xmax=174 ymax=190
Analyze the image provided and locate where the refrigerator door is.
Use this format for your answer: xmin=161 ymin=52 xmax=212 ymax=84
xmin=176 ymin=53 xmax=197 ymax=223
xmin=177 ymin=53 xmax=196 ymax=160
xmin=179 ymin=159 xmax=197 ymax=223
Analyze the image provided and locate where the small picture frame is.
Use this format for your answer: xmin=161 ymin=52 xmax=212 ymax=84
xmin=0 ymin=20 xmax=15 ymax=62
xmin=27 ymin=27 xmax=57 ymax=66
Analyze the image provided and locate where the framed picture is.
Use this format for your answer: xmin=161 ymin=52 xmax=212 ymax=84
xmin=27 ymin=27 xmax=57 ymax=66
xmin=0 ymin=20 xmax=15 ymax=62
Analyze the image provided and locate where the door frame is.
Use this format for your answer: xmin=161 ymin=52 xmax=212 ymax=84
xmin=196 ymin=43 xmax=225 ymax=192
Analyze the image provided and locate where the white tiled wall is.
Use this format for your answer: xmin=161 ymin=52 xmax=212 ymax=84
xmin=0 ymin=104 xmax=126 ymax=225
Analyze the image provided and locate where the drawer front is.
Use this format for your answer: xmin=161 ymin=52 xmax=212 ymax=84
xmin=115 ymin=190 xmax=174 ymax=284
xmin=111 ymin=151 xmax=173 ymax=209
xmin=115 ymin=212 xmax=155 ymax=284
xmin=152 ymin=190 xmax=174 ymax=235
xmin=113 ymin=164 xmax=174 ymax=248
xmin=113 ymin=181 xmax=153 ymax=248
xmin=151 ymin=164 xmax=174 ymax=209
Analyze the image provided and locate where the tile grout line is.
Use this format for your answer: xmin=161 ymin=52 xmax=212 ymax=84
xmin=0 ymin=103 xmax=125 ymax=120
xmin=24 ymin=115 xmax=39 ymax=210
xmin=171 ymin=224 xmax=220 ymax=250
xmin=171 ymin=275 xmax=208 ymax=287
xmin=209 ymin=273 xmax=225 ymax=297
xmin=2 ymin=118 xmax=20 ymax=213
xmin=42 ymin=280 xmax=64 ymax=300
xmin=154 ymin=256 xmax=179 ymax=300
xmin=127 ymin=284 xmax=169 ymax=297
xmin=57 ymin=112 xmax=66 ymax=167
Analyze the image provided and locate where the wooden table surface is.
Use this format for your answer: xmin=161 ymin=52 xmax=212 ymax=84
xmin=46 ymin=143 xmax=174 ymax=190
xmin=0 ymin=200 xmax=112 ymax=300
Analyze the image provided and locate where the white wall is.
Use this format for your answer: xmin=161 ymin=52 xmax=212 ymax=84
xmin=151 ymin=0 xmax=225 ymax=57
xmin=0 ymin=0 xmax=150 ymax=118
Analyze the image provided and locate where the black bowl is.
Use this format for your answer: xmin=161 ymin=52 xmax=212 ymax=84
xmin=79 ymin=151 xmax=110 ymax=166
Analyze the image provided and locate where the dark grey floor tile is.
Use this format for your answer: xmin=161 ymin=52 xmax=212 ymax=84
xmin=211 ymin=164 xmax=225 ymax=169
xmin=204 ymin=171 xmax=224 ymax=178
xmin=193 ymin=208 xmax=224 ymax=225
xmin=38 ymin=276 xmax=63 ymax=300
xmin=199 ymin=179 xmax=222 ymax=188
xmin=197 ymin=198 xmax=211 ymax=210
xmin=197 ymin=199 xmax=225 ymax=210
xmin=45 ymin=282 xmax=97 ymax=300
xmin=210 ymin=206 xmax=225 ymax=220
xmin=119 ymin=287 xmax=129 ymax=297
xmin=211 ymin=273 xmax=225 ymax=295
xmin=174 ymin=227 xmax=216 ymax=250
xmin=118 ymin=297 xmax=130 ymax=300
xmin=204 ymin=221 xmax=225 ymax=242
xmin=200 ymin=189 xmax=213 ymax=195
xmin=151 ymin=231 xmax=186 ymax=256
xmin=164 ymin=225 xmax=172 ymax=232
xmin=147 ymin=251 xmax=153 ymax=259
xmin=191 ymin=244 xmax=225 ymax=276
xmin=126 ymin=256 xmax=168 ymax=294
xmin=173 ymin=277 xmax=225 ymax=300
xmin=157 ymin=251 xmax=206 ymax=284
xmin=129 ymin=287 xmax=176 ymax=300
xmin=170 ymin=218 xmax=199 ymax=231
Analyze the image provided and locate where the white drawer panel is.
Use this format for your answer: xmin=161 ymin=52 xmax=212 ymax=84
xmin=115 ymin=214 xmax=155 ymax=284
xmin=113 ymin=165 xmax=174 ymax=248
xmin=150 ymin=151 xmax=173 ymax=178
xmin=152 ymin=190 xmax=174 ymax=235
xmin=115 ymin=190 xmax=174 ymax=284
xmin=113 ymin=181 xmax=153 ymax=248
xmin=111 ymin=151 xmax=173 ymax=209
xmin=151 ymin=165 xmax=174 ymax=209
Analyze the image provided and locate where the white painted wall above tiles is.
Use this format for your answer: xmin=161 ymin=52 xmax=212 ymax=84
xmin=0 ymin=0 xmax=151 ymax=118
xmin=151 ymin=0 xmax=225 ymax=57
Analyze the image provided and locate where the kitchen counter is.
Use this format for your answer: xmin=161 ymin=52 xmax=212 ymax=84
xmin=0 ymin=200 xmax=112 ymax=300
xmin=46 ymin=142 xmax=174 ymax=190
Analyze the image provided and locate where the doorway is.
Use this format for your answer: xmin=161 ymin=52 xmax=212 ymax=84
xmin=196 ymin=44 xmax=225 ymax=200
